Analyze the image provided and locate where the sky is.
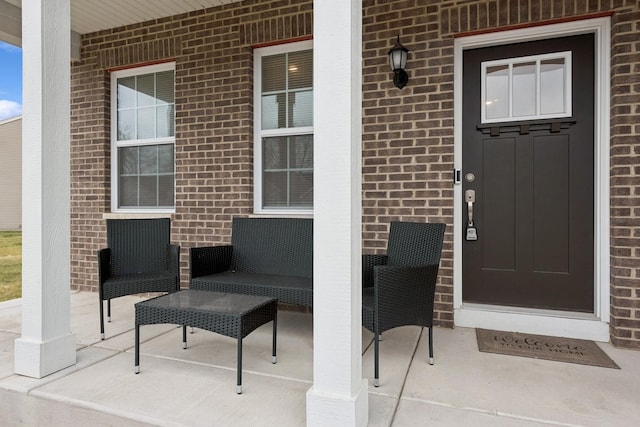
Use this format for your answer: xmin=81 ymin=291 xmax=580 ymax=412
xmin=0 ymin=40 xmax=22 ymax=121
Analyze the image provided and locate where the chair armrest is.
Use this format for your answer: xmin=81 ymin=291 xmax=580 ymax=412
xmin=190 ymin=245 xmax=233 ymax=280
xmin=167 ymin=244 xmax=181 ymax=290
xmin=362 ymin=254 xmax=387 ymax=288
xmin=98 ymin=248 xmax=111 ymax=286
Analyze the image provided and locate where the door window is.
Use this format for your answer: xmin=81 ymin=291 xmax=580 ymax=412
xmin=482 ymin=52 xmax=571 ymax=123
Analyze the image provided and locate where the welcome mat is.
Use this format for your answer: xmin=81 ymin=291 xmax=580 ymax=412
xmin=476 ymin=329 xmax=619 ymax=369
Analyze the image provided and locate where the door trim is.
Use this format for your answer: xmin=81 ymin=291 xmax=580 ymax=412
xmin=453 ymin=17 xmax=611 ymax=341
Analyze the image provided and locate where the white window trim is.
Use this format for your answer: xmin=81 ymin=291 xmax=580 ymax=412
xmin=481 ymin=51 xmax=572 ymax=123
xmin=110 ymin=62 xmax=176 ymax=213
xmin=253 ymin=40 xmax=314 ymax=216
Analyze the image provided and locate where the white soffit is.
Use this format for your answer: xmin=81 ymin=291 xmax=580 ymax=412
xmin=5 ymin=0 xmax=244 ymax=35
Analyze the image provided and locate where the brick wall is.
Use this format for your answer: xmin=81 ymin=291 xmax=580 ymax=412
xmin=362 ymin=1 xmax=455 ymax=326
xmin=70 ymin=0 xmax=640 ymax=347
xmin=607 ymin=2 xmax=640 ymax=349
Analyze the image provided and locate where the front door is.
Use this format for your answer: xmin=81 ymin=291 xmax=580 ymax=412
xmin=462 ymin=34 xmax=595 ymax=312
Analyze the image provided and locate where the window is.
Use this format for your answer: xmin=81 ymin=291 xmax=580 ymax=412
xmin=481 ymin=52 xmax=571 ymax=123
xmin=254 ymin=41 xmax=313 ymax=214
xmin=111 ymin=62 xmax=175 ymax=212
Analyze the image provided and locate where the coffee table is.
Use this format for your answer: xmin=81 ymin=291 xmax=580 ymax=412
xmin=134 ymin=289 xmax=277 ymax=394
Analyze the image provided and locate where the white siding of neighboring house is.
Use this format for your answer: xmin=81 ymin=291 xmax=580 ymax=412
xmin=0 ymin=116 xmax=21 ymax=230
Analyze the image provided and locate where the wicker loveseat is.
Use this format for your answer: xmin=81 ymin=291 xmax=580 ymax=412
xmin=190 ymin=217 xmax=313 ymax=308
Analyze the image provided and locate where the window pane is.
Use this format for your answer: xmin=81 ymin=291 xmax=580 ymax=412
xmin=156 ymin=70 xmax=175 ymax=104
xmin=262 ymin=93 xmax=287 ymax=129
xmin=290 ymin=135 xmax=313 ymax=168
xmin=485 ymin=65 xmax=509 ymax=120
xmin=481 ymin=52 xmax=571 ymax=123
xmin=263 ymin=137 xmax=288 ymax=169
xmin=119 ymin=146 xmax=138 ymax=175
xmin=139 ymin=176 xmax=157 ymax=206
xmin=512 ymin=62 xmax=536 ymax=117
xmin=288 ymin=50 xmax=312 ymax=89
xmin=119 ymin=176 xmax=138 ymax=207
xmin=290 ymin=170 xmax=313 ymax=206
xmin=137 ymin=107 xmax=155 ymax=139
xmin=158 ymin=175 xmax=175 ymax=207
xmin=289 ymin=90 xmax=313 ymax=127
xmin=137 ymin=74 xmax=155 ymax=107
xmin=262 ymin=55 xmax=286 ymax=92
xmin=118 ymin=143 xmax=174 ymax=209
xmin=117 ymin=77 xmax=136 ymax=109
xmin=118 ymin=70 xmax=175 ymax=141
xmin=540 ymin=58 xmax=566 ymax=114
xmin=263 ymin=171 xmax=288 ymax=206
xmin=117 ymin=109 xmax=136 ymax=141
xmin=139 ymin=145 xmax=158 ymax=174
xmin=158 ymin=144 xmax=174 ymax=173
xmin=156 ymin=104 xmax=174 ymax=137
xmin=262 ymin=135 xmax=313 ymax=208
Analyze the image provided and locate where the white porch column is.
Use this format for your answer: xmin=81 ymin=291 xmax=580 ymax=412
xmin=306 ymin=0 xmax=367 ymax=426
xmin=14 ymin=0 xmax=76 ymax=378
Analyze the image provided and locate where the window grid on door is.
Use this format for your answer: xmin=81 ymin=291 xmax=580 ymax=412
xmin=481 ymin=51 xmax=572 ymax=124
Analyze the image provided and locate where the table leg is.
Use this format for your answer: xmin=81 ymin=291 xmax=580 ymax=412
xmin=134 ymin=324 xmax=140 ymax=374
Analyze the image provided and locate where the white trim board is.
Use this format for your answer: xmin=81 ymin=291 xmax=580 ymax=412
xmin=455 ymin=304 xmax=610 ymax=342
xmin=452 ymin=17 xmax=611 ymax=342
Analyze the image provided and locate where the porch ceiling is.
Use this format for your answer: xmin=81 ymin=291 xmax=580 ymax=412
xmin=70 ymin=0 xmax=245 ymax=35
xmin=1 ymin=0 xmax=244 ymax=47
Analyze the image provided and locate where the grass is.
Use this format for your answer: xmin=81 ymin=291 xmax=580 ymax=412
xmin=0 ymin=231 xmax=21 ymax=302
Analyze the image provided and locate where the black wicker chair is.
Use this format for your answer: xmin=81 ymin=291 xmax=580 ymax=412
xmin=98 ymin=218 xmax=180 ymax=339
xmin=362 ymin=221 xmax=446 ymax=387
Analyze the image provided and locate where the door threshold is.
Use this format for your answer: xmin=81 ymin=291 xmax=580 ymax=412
xmin=455 ymin=303 xmax=610 ymax=342
xmin=462 ymin=303 xmax=599 ymax=320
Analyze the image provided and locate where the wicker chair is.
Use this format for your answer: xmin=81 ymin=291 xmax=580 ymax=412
xmin=362 ymin=221 xmax=446 ymax=387
xmin=98 ymin=218 xmax=180 ymax=339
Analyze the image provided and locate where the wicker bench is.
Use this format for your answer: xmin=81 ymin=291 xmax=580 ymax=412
xmin=190 ymin=217 xmax=313 ymax=309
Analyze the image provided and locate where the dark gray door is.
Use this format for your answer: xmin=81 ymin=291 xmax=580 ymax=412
xmin=462 ymin=34 xmax=595 ymax=312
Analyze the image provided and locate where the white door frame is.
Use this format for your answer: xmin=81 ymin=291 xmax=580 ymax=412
xmin=453 ymin=16 xmax=611 ymax=342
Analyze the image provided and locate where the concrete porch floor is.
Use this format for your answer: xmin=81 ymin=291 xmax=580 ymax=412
xmin=0 ymin=291 xmax=638 ymax=426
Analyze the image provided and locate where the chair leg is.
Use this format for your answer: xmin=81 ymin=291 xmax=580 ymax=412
xmin=374 ymin=331 xmax=380 ymax=387
xmin=272 ymin=312 xmax=278 ymax=364
xmin=428 ymin=326 xmax=434 ymax=365
xmin=182 ymin=325 xmax=187 ymax=349
xmin=99 ymin=298 xmax=105 ymax=340
xmin=107 ymin=299 xmax=111 ymax=322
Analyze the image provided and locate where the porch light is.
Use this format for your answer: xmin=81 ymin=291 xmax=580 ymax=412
xmin=388 ymin=35 xmax=409 ymax=89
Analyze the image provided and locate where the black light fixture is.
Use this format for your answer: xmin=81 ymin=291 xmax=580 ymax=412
xmin=388 ymin=35 xmax=409 ymax=89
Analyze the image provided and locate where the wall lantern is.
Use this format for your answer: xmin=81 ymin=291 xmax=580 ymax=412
xmin=388 ymin=35 xmax=409 ymax=89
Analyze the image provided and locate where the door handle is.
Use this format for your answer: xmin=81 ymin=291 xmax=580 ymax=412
xmin=465 ymin=189 xmax=475 ymax=226
xmin=465 ymin=189 xmax=478 ymax=241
